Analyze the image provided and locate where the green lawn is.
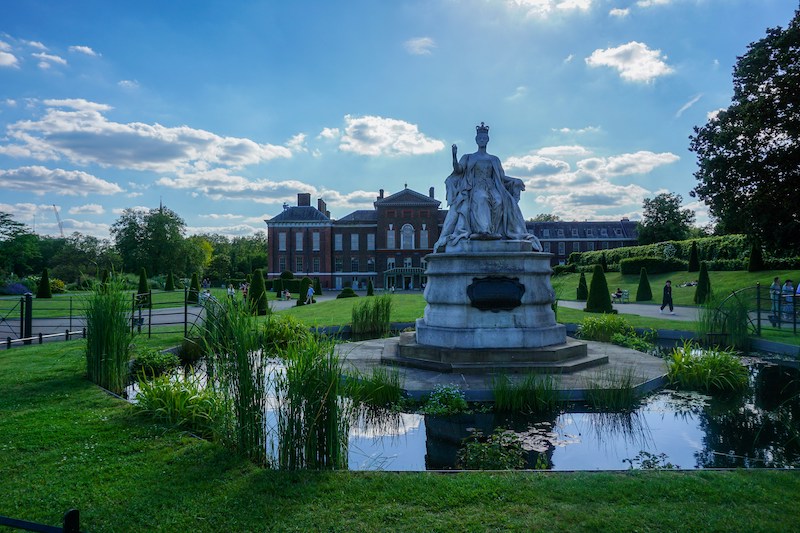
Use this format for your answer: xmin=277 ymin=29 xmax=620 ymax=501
xmin=2 ymin=341 xmax=799 ymax=532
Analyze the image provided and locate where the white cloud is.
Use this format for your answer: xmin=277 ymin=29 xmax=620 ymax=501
xmin=637 ymin=0 xmax=672 ymax=7
xmin=339 ymin=115 xmax=445 ymax=156
xmin=4 ymin=98 xmax=17 ymax=107
xmin=69 ymin=45 xmax=98 ymax=56
xmin=504 ymin=155 xmax=570 ymax=176
xmin=0 ymin=99 xmax=292 ymax=171
xmin=0 ymin=166 xmax=123 ymax=196
xmin=675 ymin=93 xmax=703 ymax=118
xmin=564 ymin=54 xmax=574 ymax=63
xmin=318 ymin=127 xmax=340 ymax=140
xmin=609 ymin=8 xmax=630 ymax=17
xmin=585 ymin=41 xmax=673 ymax=83
xmin=552 ymin=125 xmax=601 ymax=134
xmin=287 ymin=133 xmax=308 ymax=153
xmin=198 ymin=213 xmax=243 ymax=220
xmin=537 ymin=145 xmax=591 ymax=157
xmin=185 ymin=224 xmax=266 ymax=238
xmin=0 ymin=202 xmax=52 ymax=222
xmin=32 ymin=52 xmax=67 ymax=67
xmin=535 ymin=181 xmax=651 ymax=220
xmin=118 ymin=79 xmax=140 ymax=89
xmin=507 ymin=86 xmax=528 ymax=101
xmin=68 ymin=203 xmax=105 ymax=215
xmin=577 ymin=151 xmax=679 ymax=176
xmin=23 ymin=40 xmax=47 ymax=50
xmin=0 ymin=45 xmax=19 ymax=68
xmin=508 ymin=0 xmax=592 ymax=18
xmin=404 ymin=37 xmax=436 ymax=55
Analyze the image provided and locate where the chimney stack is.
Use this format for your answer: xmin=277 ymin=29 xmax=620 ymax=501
xmin=429 ymin=187 xmax=435 ymax=199
xmin=378 ymin=189 xmax=384 ymax=200
xmin=297 ymin=193 xmax=311 ymax=206
xmin=318 ymin=199 xmax=327 ymax=214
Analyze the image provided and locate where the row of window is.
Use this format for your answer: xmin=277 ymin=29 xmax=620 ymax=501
xmin=277 ymin=231 xmax=322 ymax=252
xmin=540 ymin=228 xmax=623 ymax=238
xmin=542 ymin=241 xmax=618 ymax=255
xmin=276 ymin=256 xmax=425 ymax=274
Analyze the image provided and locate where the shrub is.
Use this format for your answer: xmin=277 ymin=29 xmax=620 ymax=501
xmin=273 ymin=278 xmax=283 ymax=296
xmin=636 ymin=267 xmax=653 ymax=302
xmin=136 ymin=267 xmax=151 ymax=308
xmin=366 ymin=278 xmax=374 ymax=296
xmin=667 ymin=341 xmax=748 ymax=393
xmin=584 ymin=265 xmax=614 ymax=314
xmin=135 ymin=373 xmax=224 ymax=439
xmin=313 ymin=278 xmax=322 ymax=296
xmin=694 ymin=262 xmax=711 ymax=304
xmin=619 ymin=257 xmax=688 ymax=275
xmin=177 ymin=337 xmax=205 ymax=366
xmin=0 ymin=282 xmax=29 ymax=295
xmin=552 ymin=264 xmax=576 ymax=275
xmin=576 ymin=272 xmax=588 ymax=301
xmin=49 ymin=277 xmax=67 ymax=294
xmin=578 ymin=313 xmax=634 ymax=342
xmin=262 ymin=315 xmax=312 ymax=357
xmin=130 ymin=348 xmax=180 ymax=379
xmin=188 ymin=273 xmax=200 ymax=304
xmin=688 ymin=241 xmax=700 ymax=272
xmin=747 ymin=242 xmax=765 ymax=272
xmin=351 ymin=293 xmax=392 ymax=340
xmin=36 ymin=268 xmax=52 ymax=298
xmin=280 ymin=270 xmax=294 ymax=280
xmin=85 ymin=276 xmax=132 ymax=395
xmin=296 ymin=277 xmax=313 ymax=307
xmin=457 ymin=428 xmax=527 ymax=470
xmin=420 ymin=384 xmax=468 ymax=415
xmin=336 ymin=287 xmax=358 ymax=299
xmin=249 ymin=269 xmax=268 ymax=315
xmin=165 ymin=271 xmax=176 ymax=291
xmin=599 ymin=253 xmax=608 ymax=272
xmin=610 ymin=331 xmax=655 ymax=352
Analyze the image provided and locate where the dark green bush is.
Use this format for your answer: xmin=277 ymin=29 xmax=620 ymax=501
xmin=336 ymin=287 xmax=358 ymax=299
xmin=165 ymin=271 xmax=175 ymax=291
xmin=273 ymin=278 xmax=283 ymax=296
xmin=280 ymin=270 xmax=294 ymax=280
xmin=694 ymin=262 xmax=711 ymax=304
xmin=188 ymin=273 xmax=200 ymax=304
xmin=599 ymin=253 xmax=608 ymax=272
xmin=136 ymin=267 xmax=151 ymax=307
xmin=584 ymin=265 xmax=615 ymax=314
xmin=552 ymin=264 xmax=576 ymax=275
xmin=688 ymin=241 xmax=699 ymax=272
xmin=636 ymin=267 xmax=653 ymax=301
xmin=576 ymin=272 xmax=588 ymax=301
xmin=366 ymin=278 xmax=374 ymax=296
xmin=131 ymin=348 xmax=180 ymax=379
xmin=313 ymin=277 xmax=322 ymax=296
xmin=620 ymin=257 xmax=688 ymax=275
xmin=36 ymin=268 xmax=52 ymax=299
xmin=249 ymin=269 xmax=268 ymax=315
xmin=296 ymin=277 xmax=313 ymax=307
xmin=747 ymin=242 xmax=765 ymax=272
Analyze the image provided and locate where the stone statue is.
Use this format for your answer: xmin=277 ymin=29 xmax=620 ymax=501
xmin=434 ymin=122 xmax=542 ymax=252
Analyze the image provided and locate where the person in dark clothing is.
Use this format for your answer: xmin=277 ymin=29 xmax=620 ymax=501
xmin=660 ymin=280 xmax=674 ymax=314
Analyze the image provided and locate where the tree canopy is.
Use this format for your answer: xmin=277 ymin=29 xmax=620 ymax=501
xmin=529 ymin=214 xmax=562 ymax=222
xmin=636 ymin=193 xmax=696 ymax=245
xmin=689 ymin=9 xmax=800 ymax=253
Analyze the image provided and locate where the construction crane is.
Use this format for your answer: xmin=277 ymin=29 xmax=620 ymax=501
xmin=52 ymin=204 xmax=64 ymax=238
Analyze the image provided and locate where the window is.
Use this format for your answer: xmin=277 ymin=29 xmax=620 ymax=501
xmin=573 ymin=242 xmax=581 ymax=253
xmin=615 ymin=228 xmax=622 ymax=236
xmin=600 ymin=228 xmax=608 ymax=237
xmin=401 ymin=224 xmax=415 ymax=249
xmin=586 ymin=229 xmax=594 ymax=237
xmin=420 ymin=228 xmax=429 ymax=249
xmin=543 ymin=242 xmax=551 ymax=253
xmin=387 ymin=229 xmax=395 ymax=249
xmin=367 ymin=234 xmax=375 ymax=251
xmin=335 ymin=257 xmax=343 ymax=272
xmin=367 ymin=257 xmax=375 ymax=271
xmin=334 ymin=234 xmax=343 ymax=251
xmin=351 ymin=233 xmax=359 ymax=251
xmin=557 ymin=229 xmax=564 ymax=237
xmin=278 ymin=232 xmax=287 ymax=251
xmin=386 ymin=258 xmax=396 ymax=270
xmin=312 ymin=257 xmax=320 ymax=272
xmin=587 ymin=242 xmax=595 ymax=251
xmin=351 ymin=258 xmax=359 ymax=272
xmin=312 ymin=232 xmax=320 ymax=251
xmin=278 ymin=256 xmax=286 ymax=272
xmin=558 ymin=242 xmax=565 ymax=256
xmin=295 ymin=233 xmax=303 ymax=251
xmin=295 ymin=257 xmax=303 ymax=272
xmin=542 ymin=229 xmax=550 ymax=237
xmin=403 ymin=257 xmax=412 ymax=268
xmin=572 ymin=228 xmax=579 ymax=237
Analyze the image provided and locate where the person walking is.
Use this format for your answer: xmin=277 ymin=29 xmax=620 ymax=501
xmin=305 ymin=284 xmax=315 ymax=305
xmin=660 ymin=280 xmax=674 ymax=314
xmin=770 ymin=277 xmax=782 ymax=318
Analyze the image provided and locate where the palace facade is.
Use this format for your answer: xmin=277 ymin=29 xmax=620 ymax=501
xmin=265 ymin=187 xmax=638 ymax=290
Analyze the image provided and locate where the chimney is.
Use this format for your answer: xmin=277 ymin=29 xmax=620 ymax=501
xmin=429 ymin=187 xmax=435 ymax=199
xmin=378 ymin=189 xmax=384 ymax=200
xmin=318 ymin=198 xmax=327 ymax=214
xmin=297 ymin=193 xmax=311 ymax=206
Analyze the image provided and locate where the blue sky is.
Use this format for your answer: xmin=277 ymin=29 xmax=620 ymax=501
xmin=0 ymin=0 xmax=796 ymax=239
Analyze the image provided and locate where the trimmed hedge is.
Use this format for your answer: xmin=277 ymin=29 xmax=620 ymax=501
xmin=336 ymin=287 xmax=358 ymax=299
xmin=36 ymin=268 xmax=52 ymax=299
xmin=694 ymin=262 xmax=712 ymax=304
xmin=636 ymin=267 xmax=653 ymax=302
xmin=619 ymin=257 xmax=688 ymax=275
xmin=584 ymin=265 xmax=615 ymax=314
xmin=688 ymin=241 xmax=700 ymax=272
xmin=576 ymin=272 xmax=588 ymax=301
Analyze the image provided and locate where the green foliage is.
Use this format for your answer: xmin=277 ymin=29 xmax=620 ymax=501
xmin=273 ymin=278 xmax=283 ymax=296
xmin=636 ymin=267 xmax=653 ymax=301
xmin=137 ymin=267 xmax=151 ymax=308
xmin=688 ymin=241 xmax=700 ymax=272
xmin=637 ymin=192 xmax=696 ymax=245
xmin=584 ymin=368 xmax=639 ymax=411
xmin=177 ymin=337 xmax=205 ymax=366
xmin=420 ymin=384 xmax=468 ymax=416
xmin=457 ymin=428 xmax=527 ymax=470
xmin=135 ymin=372 xmax=224 ymax=439
xmin=578 ymin=313 xmax=634 ymax=342
xmin=345 ymin=365 xmax=404 ymax=408
xmin=313 ymin=278 xmax=322 ymax=296
xmin=624 ymin=451 xmax=679 ymax=470
xmin=599 ymin=252 xmax=608 ymax=272
xmin=336 ymin=287 xmax=358 ymax=299
xmin=610 ymin=330 xmax=656 ymax=352
xmin=584 ymin=264 xmax=614 ymax=313
xmin=492 ymin=373 xmax=560 ymax=414
xmin=748 ymin=242 xmax=765 ymax=272
xmin=296 ymin=277 xmax=313 ymax=307
xmin=84 ymin=276 xmax=132 ymax=395
xmin=366 ymin=278 xmax=374 ymax=296
xmin=36 ymin=268 xmax=52 ymax=298
xmin=620 ymin=257 xmax=688 ymax=275
xmin=696 ymin=293 xmax=751 ymax=351
xmin=249 ymin=269 xmax=268 ymax=315
xmin=576 ymin=272 xmax=588 ymax=301
xmin=280 ymin=270 xmax=294 ymax=280
xmin=667 ymin=341 xmax=748 ymax=393
xmin=694 ymin=262 xmax=712 ymax=304
xmin=130 ymin=348 xmax=180 ymax=378
xmin=262 ymin=314 xmax=312 ymax=357
xmin=188 ymin=272 xmax=200 ymax=304
xmin=351 ymin=293 xmax=392 ymax=340
xmin=165 ymin=271 xmax=175 ymax=291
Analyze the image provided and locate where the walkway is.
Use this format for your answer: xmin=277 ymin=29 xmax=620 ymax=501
xmin=558 ymin=299 xmax=699 ymax=322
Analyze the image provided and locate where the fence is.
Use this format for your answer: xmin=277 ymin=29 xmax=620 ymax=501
xmin=713 ymin=283 xmax=797 ymax=338
xmin=0 ymin=509 xmax=80 ymax=532
xmin=0 ymin=288 xmax=207 ymax=350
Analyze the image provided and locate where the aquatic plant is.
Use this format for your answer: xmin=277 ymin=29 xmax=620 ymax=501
xmin=457 ymin=428 xmax=527 ymax=470
xmin=492 ymin=373 xmax=561 ymax=414
xmin=84 ymin=275 xmax=132 ymax=395
xmin=584 ymin=367 xmax=639 ymax=411
xmin=261 ymin=314 xmax=312 ymax=357
xmin=420 ymin=384 xmax=468 ymax=415
xmin=351 ymin=293 xmax=392 ymax=340
xmin=578 ymin=313 xmax=634 ymax=343
xmin=130 ymin=348 xmax=180 ymax=379
xmin=696 ymin=292 xmax=750 ymax=350
xmin=667 ymin=341 xmax=748 ymax=393
xmin=610 ymin=329 xmax=656 ymax=352
xmin=345 ymin=365 xmax=404 ymax=408
xmin=623 ymin=450 xmax=679 ymax=470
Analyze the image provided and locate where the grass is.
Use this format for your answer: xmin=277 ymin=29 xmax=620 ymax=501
xmin=666 ymin=341 xmax=749 ymax=393
xmin=345 ymin=365 xmax=404 ymax=408
xmin=278 ymin=293 xmax=425 ymax=327
xmin=3 ymin=340 xmax=800 ymax=531
xmin=492 ymin=373 xmax=561 ymax=413
xmin=584 ymin=367 xmax=640 ymax=411
xmin=84 ymin=279 xmax=132 ymax=395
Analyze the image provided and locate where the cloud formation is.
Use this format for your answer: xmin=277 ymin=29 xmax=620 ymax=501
xmin=69 ymin=45 xmax=98 ymax=56
xmin=508 ymin=0 xmax=593 ymax=18
xmin=0 ymin=99 xmax=292 ymax=172
xmin=676 ymin=94 xmax=703 ymax=117
xmin=537 ymin=145 xmax=591 ymax=157
xmin=585 ymin=41 xmax=673 ymax=83
xmin=0 ymin=166 xmax=123 ymax=196
xmin=577 ymin=151 xmax=679 ymax=176
xmin=68 ymin=203 xmax=105 ymax=215
xmin=609 ymin=8 xmax=630 ymax=17
xmin=339 ymin=115 xmax=445 ymax=156
xmin=0 ymin=40 xmax=18 ymax=67
xmin=404 ymin=37 xmax=436 ymax=55
xmin=504 ymin=155 xmax=571 ymax=176
xmin=32 ymin=52 xmax=67 ymax=69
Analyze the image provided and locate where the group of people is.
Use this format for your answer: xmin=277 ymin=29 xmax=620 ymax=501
xmin=770 ymin=277 xmax=797 ymax=321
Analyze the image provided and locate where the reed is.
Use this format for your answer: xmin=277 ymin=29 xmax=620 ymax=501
xmin=492 ymin=373 xmax=561 ymax=414
xmin=578 ymin=314 xmax=634 ymax=343
xmin=584 ymin=367 xmax=639 ymax=410
xmin=696 ymin=293 xmax=751 ymax=350
xmin=84 ymin=275 xmax=132 ymax=395
xmin=667 ymin=340 xmax=748 ymax=393
xmin=351 ymin=293 xmax=393 ymax=340
xmin=275 ymin=335 xmax=350 ymax=470
xmin=345 ymin=365 xmax=404 ymax=408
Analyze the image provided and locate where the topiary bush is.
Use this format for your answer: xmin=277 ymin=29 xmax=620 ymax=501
xmin=747 ymin=241 xmax=765 ymax=272
xmin=249 ymin=269 xmax=268 ymax=315
xmin=636 ymin=267 xmax=653 ymax=302
xmin=313 ymin=277 xmax=322 ymax=296
xmin=619 ymin=257 xmax=688 ymax=275
xmin=280 ymin=270 xmax=294 ymax=280
xmin=576 ymin=272 xmax=588 ymax=301
xmin=188 ymin=273 xmax=200 ymax=304
xmin=165 ymin=271 xmax=175 ymax=291
xmin=336 ymin=287 xmax=358 ymax=299
xmin=36 ymin=268 xmax=52 ymax=298
xmin=599 ymin=253 xmax=608 ymax=272
xmin=273 ymin=278 xmax=283 ymax=296
xmin=688 ymin=241 xmax=700 ymax=272
xmin=296 ymin=277 xmax=312 ymax=307
xmin=136 ymin=267 xmax=151 ymax=308
xmin=584 ymin=265 xmax=615 ymax=314
xmin=694 ymin=262 xmax=712 ymax=304
xmin=366 ymin=278 xmax=374 ymax=296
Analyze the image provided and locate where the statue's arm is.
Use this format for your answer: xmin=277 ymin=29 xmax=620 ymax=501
xmin=452 ymin=144 xmax=464 ymax=174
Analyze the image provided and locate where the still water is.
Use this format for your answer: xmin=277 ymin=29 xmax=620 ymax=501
xmin=348 ymin=357 xmax=800 ymax=470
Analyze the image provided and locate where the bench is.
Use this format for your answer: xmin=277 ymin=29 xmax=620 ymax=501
xmin=611 ymin=290 xmax=630 ymax=304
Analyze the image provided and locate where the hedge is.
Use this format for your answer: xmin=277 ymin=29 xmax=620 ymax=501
xmin=619 ymin=257 xmax=688 ymax=275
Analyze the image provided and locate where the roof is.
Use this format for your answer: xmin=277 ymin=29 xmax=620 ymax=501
xmin=336 ymin=210 xmax=378 ymax=223
xmin=375 ymin=187 xmax=441 ymax=207
xmin=525 ymin=219 xmax=639 ymax=239
xmin=267 ymin=206 xmax=330 ymax=223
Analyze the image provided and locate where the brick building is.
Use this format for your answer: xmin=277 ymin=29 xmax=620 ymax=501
xmin=266 ymin=187 xmax=638 ymax=289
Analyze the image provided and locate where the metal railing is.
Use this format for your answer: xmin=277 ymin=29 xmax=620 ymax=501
xmin=0 ymin=509 xmax=80 ymax=532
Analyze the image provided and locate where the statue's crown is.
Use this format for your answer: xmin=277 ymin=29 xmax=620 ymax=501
xmin=476 ymin=122 xmax=489 ymax=134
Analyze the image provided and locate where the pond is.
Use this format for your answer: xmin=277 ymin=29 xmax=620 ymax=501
xmin=347 ymin=356 xmax=800 ymax=470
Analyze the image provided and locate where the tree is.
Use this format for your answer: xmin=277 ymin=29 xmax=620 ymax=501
xmin=249 ymin=269 xmax=268 ymax=315
xmin=529 ymin=214 xmax=561 ymax=222
xmin=690 ymin=10 xmax=800 ymax=254
xmin=637 ymin=193 xmax=696 ymax=245
xmin=36 ymin=268 xmax=52 ymax=298
xmin=111 ymin=205 xmax=187 ymax=275
xmin=366 ymin=279 xmax=374 ymax=296
xmin=694 ymin=262 xmax=712 ymax=304
xmin=636 ymin=267 xmax=653 ymax=302
xmin=584 ymin=265 xmax=614 ymax=314
xmin=576 ymin=272 xmax=588 ymax=301
xmin=0 ymin=213 xmax=41 ymax=277
xmin=137 ymin=267 xmax=151 ymax=308
xmin=314 ymin=278 xmax=322 ymax=296
xmin=599 ymin=253 xmax=608 ymax=273
xmin=188 ymin=273 xmax=200 ymax=304
xmin=688 ymin=241 xmax=700 ymax=272
xmin=165 ymin=271 xmax=176 ymax=291
xmin=748 ymin=242 xmax=765 ymax=272
xmin=206 ymin=254 xmax=232 ymax=283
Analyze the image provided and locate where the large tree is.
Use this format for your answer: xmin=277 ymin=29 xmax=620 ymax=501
xmin=636 ymin=193 xmax=696 ymax=244
xmin=111 ymin=205 xmax=187 ymax=275
xmin=689 ymin=9 xmax=800 ymax=253
xmin=0 ymin=212 xmax=41 ymax=277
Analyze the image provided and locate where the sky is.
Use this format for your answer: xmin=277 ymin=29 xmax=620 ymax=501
xmin=0 ymin=0 xmax=797 ymax=241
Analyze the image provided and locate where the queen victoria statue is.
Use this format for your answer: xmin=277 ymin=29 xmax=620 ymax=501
xmin=433 ymin=122 xmax=542 ymax=253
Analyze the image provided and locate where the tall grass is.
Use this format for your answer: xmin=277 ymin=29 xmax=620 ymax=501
xmin=584 ymin=367 xmax=639 ymax=410
xmin=667 ymin=340 xmax=748 ymax=393
xmin=84 ymin=276 xmax=132 ymax=395
xmin=351 ymin=293 xmax=392 ymax=340
xmin=204 ymin=298 xmax=270 ymax=467
xmin=345 ymin=365 xmax=404 ymax=408
xmin=492 ymin=373 xmax=561 ymax=414
xmin=578 ymin=314 xmax=634 ymax=343
xmin=697 ymin=293 xmax=751 ymax=350
xmin=276 ymin=335 xmax=350 ymax=470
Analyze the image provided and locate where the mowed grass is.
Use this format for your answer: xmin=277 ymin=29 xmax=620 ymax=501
xmin=2 ymin=341 xmax=800 ymax=532
xmin=278 ymin=293 xmax=427 ymax=327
